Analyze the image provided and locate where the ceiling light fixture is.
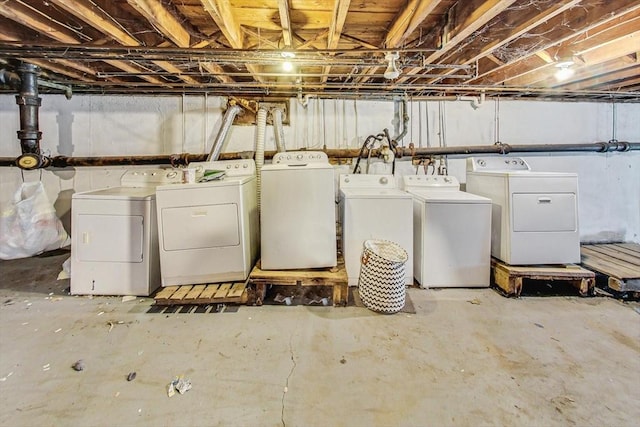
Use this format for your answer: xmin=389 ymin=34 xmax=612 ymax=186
xmin=281 ymin=51 xmax=295 ymax=72
xmin=383 ymin=52 xmax=401 ymax=80
xmin=554 ymin=56 xmax=575 ymax=81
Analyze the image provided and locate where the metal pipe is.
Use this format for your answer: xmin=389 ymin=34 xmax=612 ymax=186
xmin=14 ymin=63 xmax=47 ymax=170
xmin=206 ymin=103 xmax=243 ymax=161
xmin=0 ymin=142 xmax=637 ymax=168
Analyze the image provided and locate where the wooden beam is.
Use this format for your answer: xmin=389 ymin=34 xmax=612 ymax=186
xmin=385 ymin=0 xmax=442 ymax=48
xmin=0 ymin=1 xmax=81 ymax=44
xmin=49 ymin=0 xmax=139 ymax=45
xmin=502 ymin=29 xmax=640 ymax=86
xmin=470 ymin=1 xmax=640 ymax=85
xmin=277 ymin=0 xmax=292 ymax=47
xmin=327 ymin=0 xmax=351 ymax=49
xmin=126 ymin=0 xmax=190 ymax=48
xmin=294 ymin=29 xmax=329 ymax=50
xmin=28 ymin=59 xmax=96 ymax=82
xmin=323 ymin=0 xmax=351 ymax=83
xmin=396 ymin=0 xmax=516 ymax=83
xmin=200 ymin=0 xmax=243 ymax=49
xmin=0 ymin=0 xmax=166 ymax=86
xmin=200 ymin=0 xmax=263 ymax=82
xmin=339 ymin=33 xmax=379 ymax=50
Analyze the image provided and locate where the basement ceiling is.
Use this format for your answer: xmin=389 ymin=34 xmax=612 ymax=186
xmin=0 ymin=0 xmax=639 ymax=101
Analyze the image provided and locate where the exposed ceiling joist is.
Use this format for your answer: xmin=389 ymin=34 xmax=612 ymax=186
xmin=126 ymin=0 xmax=190 ymax=48
xmin=277 ymin=0 xmax=292 ymax=48
xmin=396 ymin=0 xmax=517 ymax=83
xmin=322 ymin=0 xmax=351 ymax=83
xmin=385 ymin=0 xmax=442 ymax=48
xmin=0 ymin=0 xmax=638 ymax=100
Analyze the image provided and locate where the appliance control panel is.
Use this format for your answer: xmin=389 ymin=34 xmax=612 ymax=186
xmin=273 ymin=151 xmax=328 ymax=165
xmin=189 ymin=159 xmax=256 ymax=178
xmin=340 ymin=174 xmax=397 ymax=189
xmin=466 ymin=157 xmax=531 ymax=172
xmin=403 ymin=175 xmax=460 ymax=190
xmin=121 ymin=168 xmax=183 ymax=187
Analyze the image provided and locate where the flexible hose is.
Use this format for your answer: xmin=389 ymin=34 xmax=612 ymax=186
xmin=207 ymin=104 xmax=243 ymax=161
xmin=255 ymin=108 xmax=267 ymax=211
xmin=272 ymin=108 xmax=286 ymax=153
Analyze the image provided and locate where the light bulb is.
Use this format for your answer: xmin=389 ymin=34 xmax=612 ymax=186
xmin=554 ymin=66 xmax=574 ymax=81
xmin=282 ymin=61 xmax=293 ymax=72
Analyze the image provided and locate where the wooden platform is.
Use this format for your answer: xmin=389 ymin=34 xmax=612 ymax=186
xmin=154 ymin=281 xmax=249 ymax=306
xmin=248 ymin=258 xmax=348 ymax=306
xmin=580 ymin=243 xmax=640 ymax=293
xmin=491 ymin=258 xmax=595 ymax=297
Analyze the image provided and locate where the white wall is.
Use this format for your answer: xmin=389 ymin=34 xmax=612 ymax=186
xmin=1 ymin=95 xmax=638 ymax=243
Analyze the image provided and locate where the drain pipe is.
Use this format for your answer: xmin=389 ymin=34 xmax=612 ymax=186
xmin=206 ymin=103 xmax=243 ymax=161
xmin=458 ymin=91 xmax=486 ymax=110
xmin=14 ymin=63 xmax=51 ymax=170
xmin=255 ymin=108 xmax=268 ymax=210
xmin=272 ymin=108 xmax=287 ymax=153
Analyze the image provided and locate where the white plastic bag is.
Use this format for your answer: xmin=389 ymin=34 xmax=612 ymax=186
xmin=0 ymin=181 xmax=70 ymax=260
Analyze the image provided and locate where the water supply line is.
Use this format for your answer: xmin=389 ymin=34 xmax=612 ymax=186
xmin=255 ymin=107 xmax=268 ymax=210
xmin=272 ymin=108 xmax=287 ymax=152
xmin=206 ymin=103 xmax=243 ymax=161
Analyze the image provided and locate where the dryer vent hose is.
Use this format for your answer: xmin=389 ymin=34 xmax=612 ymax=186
xmin=272 ymin=108 xmax=286 ymax=153
xmin=255 ymin=108 xmax=268 ymax=211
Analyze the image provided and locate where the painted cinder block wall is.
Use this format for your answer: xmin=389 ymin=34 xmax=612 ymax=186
xmin=0 ymin=95 xmax=638 ymax=243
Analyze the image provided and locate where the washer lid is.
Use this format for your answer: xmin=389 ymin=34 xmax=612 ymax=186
xmin=73 ymin=186 xmax=156 ymax=200
xmin=340 ymin=188 xmax=410 ymax=199
xmin=408 ymin=189 xmax=491 ymax=204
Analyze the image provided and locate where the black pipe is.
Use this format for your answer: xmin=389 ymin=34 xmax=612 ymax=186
xmin=14 ymin=63 xmax=47 ymax=169
xmin=0 ymin=142 xmax=637 ymax=168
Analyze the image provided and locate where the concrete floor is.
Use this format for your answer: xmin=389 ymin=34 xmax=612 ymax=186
xmin=1 ymin=250 xmax=639 ymax=427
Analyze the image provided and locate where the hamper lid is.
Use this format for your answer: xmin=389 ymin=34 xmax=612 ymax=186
xmin=363 ymin=239 xmax=408 ymax=263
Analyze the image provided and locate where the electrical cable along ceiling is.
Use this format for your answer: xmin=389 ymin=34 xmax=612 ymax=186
xmin=0 ymin=0 xmax=638 ymax=100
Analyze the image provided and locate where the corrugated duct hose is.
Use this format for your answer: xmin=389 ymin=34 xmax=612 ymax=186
xmin=272 ymin=108 xmax=286 ymax=153
xmin=255 ymin=108 xmax=268 ymax=211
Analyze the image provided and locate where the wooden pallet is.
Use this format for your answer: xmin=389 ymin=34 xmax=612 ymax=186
xmin=248 ymin=258 xmax=348 ymax=306
xmin=580 ymin=243 xmax=640 ymax=293
xmin=154 ymin=281 xmax=249 ymax=306
xmin=491 ymin=258 xmax=595 ymax=297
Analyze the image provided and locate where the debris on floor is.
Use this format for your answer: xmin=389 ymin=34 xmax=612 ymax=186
xmin=167 ymin=376 xmax=192 ymax=397
xmin=127 ymin=372 xmax=136 ymax=381
xmin=72 ymin=360 xmax=85 ymax=371
xmin=122 ymin=295 xmax=137 ymax=303
xmin=467 ymin=298 xmax=481 ymax=305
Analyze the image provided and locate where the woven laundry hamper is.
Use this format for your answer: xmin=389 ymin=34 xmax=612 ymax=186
xmin=358 ymin=239 xmax=408 ymax=314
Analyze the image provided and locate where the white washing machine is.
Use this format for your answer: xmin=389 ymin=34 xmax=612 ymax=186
xmin=466 ymin=157 xmax=580 ymax=265
xmin=339 ymin=174 xmax=413 ymax=286
xmin=71 ymin=168 xmax=182 ymax=296
xmin=261 ymin=151 xmax=336 ymax=270
xmin=155 ymin=159 xmax=259 ymax=286
xmin=404 ymin=175 xmax=492 ymax=288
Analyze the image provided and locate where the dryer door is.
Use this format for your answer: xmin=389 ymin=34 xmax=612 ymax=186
xmin=160 ymin=203 xmax=239 ymax=251
xmin=75 ymin=214 xmax=144 ymax=262
xmin=512 ymin=193 xmax=577 ymax=232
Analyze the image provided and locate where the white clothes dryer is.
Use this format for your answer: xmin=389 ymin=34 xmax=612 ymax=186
xmin=466 ymin=157 xmax=580 ymax=265
xmin=261 ymin=151 xmax=336 ymax=270
xmin=155 ymin=159 xmax=259 ymax=286
xmin=71 ymin=168 xmax=182 ymax=296
xmin=404 ymin=175 xmax=492 ymax=288
xmin=339 ymin=174 xmax=413 ymax=286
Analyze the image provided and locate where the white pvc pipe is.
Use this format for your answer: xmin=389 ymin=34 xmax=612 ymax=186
xmin=255 ymin=108 xmax=268 ymax=211
xmin=272 ymin=108 xmax=286 ymax=153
